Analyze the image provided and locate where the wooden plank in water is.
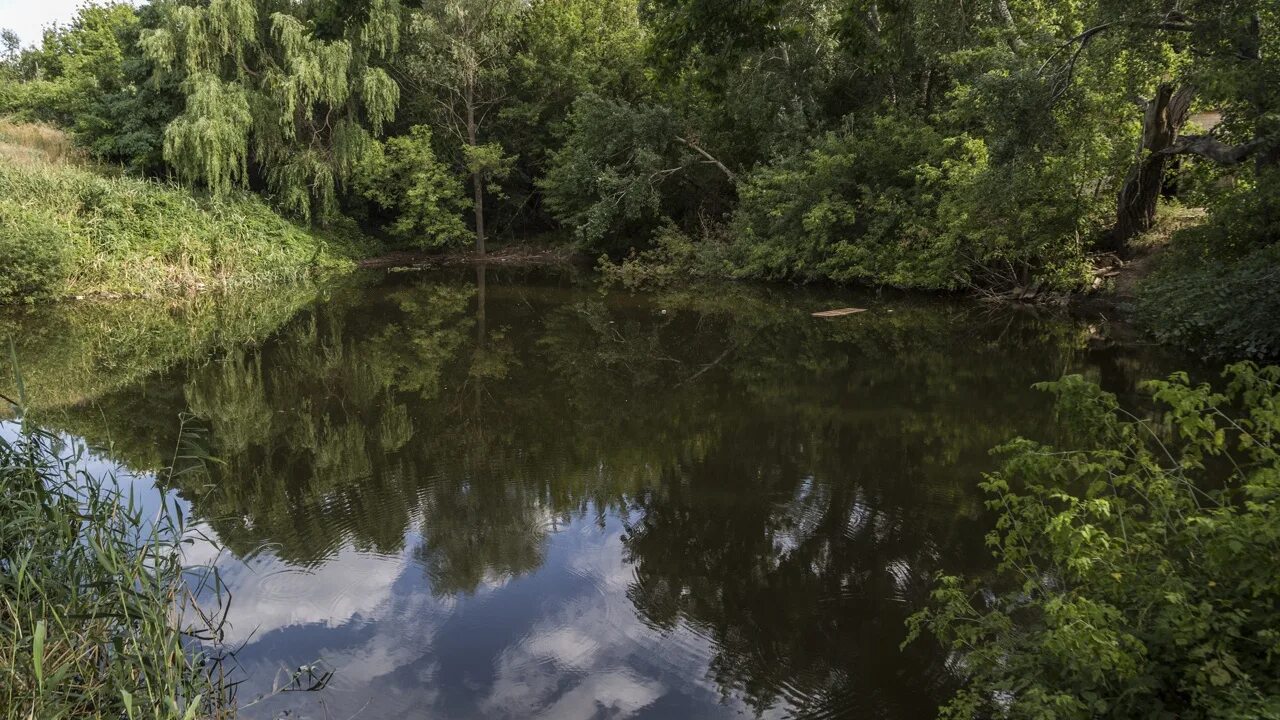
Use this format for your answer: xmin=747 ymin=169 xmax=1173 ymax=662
xmin=812 ymin=308 xmax=867 ymax=318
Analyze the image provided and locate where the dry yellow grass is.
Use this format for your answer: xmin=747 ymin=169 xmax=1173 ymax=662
xmin=0 ymin=118 xmax=80 ymax=165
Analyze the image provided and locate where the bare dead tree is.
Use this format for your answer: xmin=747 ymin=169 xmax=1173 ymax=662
xmin=1110 ymin=84 xmax=1196 ymax=249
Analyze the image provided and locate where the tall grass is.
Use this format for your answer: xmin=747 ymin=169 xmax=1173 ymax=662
xmin=0 ymin=119 xmax=79 ymax=166
xmin=0 ymin=120 xmax=375 ymax=303
xmin=0 ymin=396 xmax=231 ymax=719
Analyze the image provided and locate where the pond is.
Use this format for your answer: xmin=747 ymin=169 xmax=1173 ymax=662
xmin=0 ymin=268 xmax=1190 ymax=719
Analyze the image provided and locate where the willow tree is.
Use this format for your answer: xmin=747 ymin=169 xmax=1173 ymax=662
xmin=142 ymin=0 xmax=402 ymax=220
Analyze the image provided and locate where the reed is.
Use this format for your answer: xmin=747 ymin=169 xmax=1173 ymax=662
xmin=0 ymin=387 xmax=231 ymax=719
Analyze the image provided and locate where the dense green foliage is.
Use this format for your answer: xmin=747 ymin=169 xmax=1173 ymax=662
xmin=142 ymin=0 xmax=402 ymax=220
xmin=0 ymin=4 xmax=180 ymax=174
xmin=540 ymin=94 xmax=721 ymax=255
xmin=1139 ymin=171 xmax=1280 ymax=359
xmin=0 ymin=217 xmax=68 ymax=304
xmin=548 ymin=0 xmax=1275 ymax=299
xmin=910 ymin=364 xmax=1280 ymax=718
xmin=1 ymin=0 xmax=1277 ymax=344
xmin=731 ymin=114 xmax=981 ymax=288
xmin=0 ymin=423 xmax=227 ymax=718
xmin=355 ymin=124 xmax=469 ymax=246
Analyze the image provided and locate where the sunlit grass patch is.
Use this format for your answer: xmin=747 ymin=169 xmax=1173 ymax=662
xmin=0 ymin=120 xmax=375 ymax=304
xmin=0 ymin=119 xmax=79 ymax=166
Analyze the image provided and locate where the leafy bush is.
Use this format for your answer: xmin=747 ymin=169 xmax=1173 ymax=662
xmin=355 ymin=125 xmax=470 ymax=248
xmin=1164 ymin=169 xmax=1280 ymax=260
xmin=730 ymin=112 xmax=1095 ymax=291
xmin=937 ymin=152 xmax=1097 ymax=292
xmin=1140 ymin=242 xmax=1280 ymax=360
xmin=1139 ymin=173 xmax=1280 ymax=359
xmin=731 ymin=113 xmax=974 ymax=289
xmin=0 ymin=212 xmax=69 ymax=302
xmin=909 ymin=364 xmax=1280 ymax=719
xmin=542 ymin=94 xmax=733 ymax=256
xmin=597 ymin=220 xmax=735 ymax=288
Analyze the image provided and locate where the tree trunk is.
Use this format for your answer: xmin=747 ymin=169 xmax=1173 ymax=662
xmin=472 ymin=169 xmax=485 ymax=255
xmin=476 ymin=264 xmax=487 ymax=347
xmin=467 ymin=101 xmax=485 ymax=256
xmin=993 ymin=0 xmax=1025 ymax=50
xmin=1110 ymin=84 xmax=1194 ymax=252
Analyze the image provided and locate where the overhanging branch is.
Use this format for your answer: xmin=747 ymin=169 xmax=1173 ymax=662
xmin=674 ymin=136 xmax=737 ymax=182
xmin=1039 ymin=13 xmax=1202 ymax=103
xmin=1158 ymin=135 xmax=1269 ymax=165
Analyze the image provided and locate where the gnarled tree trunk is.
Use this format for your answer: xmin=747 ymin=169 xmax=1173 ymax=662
xmin=1110 ymin=83 xmax=1195 ymax=252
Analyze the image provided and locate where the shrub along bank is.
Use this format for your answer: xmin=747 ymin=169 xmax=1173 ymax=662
xmin=911 ymin=364 xmax=1280 ymax=718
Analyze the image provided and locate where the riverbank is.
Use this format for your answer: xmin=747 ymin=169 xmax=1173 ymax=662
xmin=360 ymin=244 xmax=584 ymax=270
xmin=2 ymin=114 xmax=1268 ymax=363
xmin=0 ymin=121 xmax=372 ymax=304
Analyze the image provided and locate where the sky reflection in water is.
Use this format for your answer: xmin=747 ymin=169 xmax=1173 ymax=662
xmin=1 ymin=268 xmax=1191 ymax=719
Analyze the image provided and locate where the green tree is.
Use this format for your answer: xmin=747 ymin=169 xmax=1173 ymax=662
xmin=142 ymin=0 xmax=402 ymax=220
xmin=60 ymin=2 xmax=182 ymax=173
xmin=641 ymin=0 xmax=788 ymax=78
xmin=399 ymin=0 xmax=522 ymax=254
xmin=355 ymin=124 xmax=469 ymax=247
xmin=1024 ymin=0 xmax=1278 ymax=247
xmin=0 ymin=29 xmax=18 ymax=66
xmin=490 ymin=0 xmax=648 ymax=232
xmin=0 ymin=29 xmax=21 ymax=110
xmin=542 ymin=93 xmax=737 ymax=255
xmin=0 ymin=2 xmax=182 ymax=173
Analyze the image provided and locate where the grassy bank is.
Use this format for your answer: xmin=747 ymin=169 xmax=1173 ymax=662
xmin=0 ymin=120 xmax=374 ymax=304
xmin=0 ymin=420 xmax=227 ymax=719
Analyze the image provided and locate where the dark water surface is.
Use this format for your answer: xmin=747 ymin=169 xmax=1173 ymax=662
xmin=2 ymin=268 xmax=1190 ymax=719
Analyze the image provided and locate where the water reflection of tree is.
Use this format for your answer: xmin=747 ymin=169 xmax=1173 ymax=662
xmin=620 ymin=426 xmax=980 ymax=717
xmin=25 ymin=274 xmax=1190 ymax=713
xmin=2 ymin=283 xmax=324 ymax=420
xmin=572 ymin=293 xmax=1080 ymax=715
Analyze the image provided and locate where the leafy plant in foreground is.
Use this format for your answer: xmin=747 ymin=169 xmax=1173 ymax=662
xmin=909 ymin=363 xmax=1280 ymax=719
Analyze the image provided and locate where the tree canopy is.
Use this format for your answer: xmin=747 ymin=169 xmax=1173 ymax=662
xmin=142 ymin=0 xmax=403 ymax=219
xmin=1 ymin=0 xmax=1276 ymax=353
